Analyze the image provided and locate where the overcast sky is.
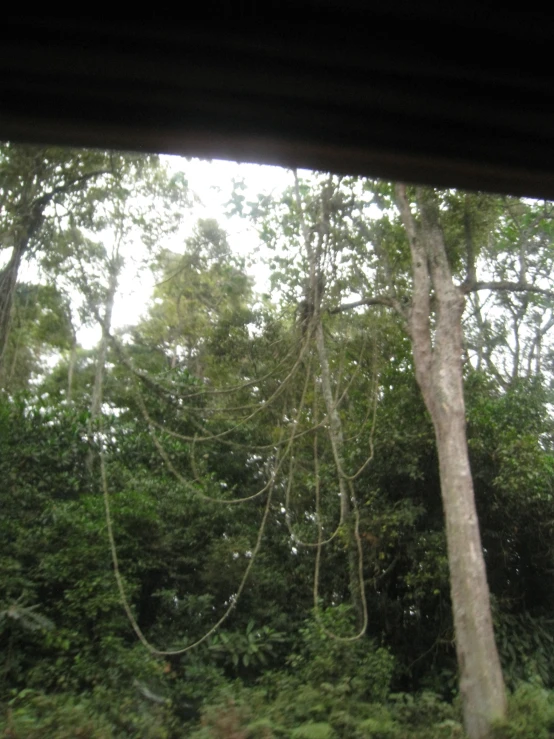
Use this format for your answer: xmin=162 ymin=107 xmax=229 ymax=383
xmin=6 ymin=156 xmax=294 ymax=349
xmin=99 ymin=156 xmax=293 ymax=348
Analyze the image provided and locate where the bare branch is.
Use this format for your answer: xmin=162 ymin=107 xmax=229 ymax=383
xmin=463 ymin=281 xmax=554 ymax=301
xmin=330 ymin=294 xmax=407 ymax=322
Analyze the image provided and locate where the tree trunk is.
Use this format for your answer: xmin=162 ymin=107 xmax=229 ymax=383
xmin=67 ymin=334 xmax=78 ymax=403
xmin=0 ymin=240 xmax=26 ymax=383
xmin=87 ymin=263 xmax=118 ymax=474
xmin=315 ymin=320 xmax=364 ymax=628
xmin=429 ymin=301 xmax=506 ymax=739
xmin=396 ymin=185 xmax=506 ymax=739
xmin=435 ymin=399 xmax=506 ymax=738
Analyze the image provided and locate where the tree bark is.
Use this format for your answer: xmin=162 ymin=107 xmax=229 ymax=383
xmin=67 ymin=333 xmax=78 ymax=403
xmin=0 ymin=239 xmax=26 ymax=382
xmin=396 ymin=184 xmax=506 ymax=739
xmin=87 ymin=262 xmax=119 ymax=474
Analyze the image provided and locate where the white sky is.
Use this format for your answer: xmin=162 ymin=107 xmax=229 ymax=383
xmin=93 ymin=156 xmax=293 ymax=348
xmin=3 ymin=156 xmax=294 ymax=349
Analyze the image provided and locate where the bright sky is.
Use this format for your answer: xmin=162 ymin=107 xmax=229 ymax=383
xmin=97 ymin=156 xmax=293 ymax=348
xmin=2 ymin=156 xmax=294 ymax=349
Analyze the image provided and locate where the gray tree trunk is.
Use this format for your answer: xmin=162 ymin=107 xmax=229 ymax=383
xmin=67 ymin=335 xmax=78 ymax=403
xmin=87 ymin=262 xmax=119 ymax=474
xmin=0 ymin=240 xmax=26 ymax=383
xmin=396 ymin=185 xmax=506 ymax=739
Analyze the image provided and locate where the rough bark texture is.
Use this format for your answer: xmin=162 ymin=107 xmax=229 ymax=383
xmin=0 ymin=240 xmax=26 ymax=377
xmin=396 ymin=185 xmax=506 ymax=739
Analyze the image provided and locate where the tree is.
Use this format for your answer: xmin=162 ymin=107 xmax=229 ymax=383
xmin=239 ymin=175 xmax=526 ymax=737
xmin=23 ymin=154 xmax=190 ymax=452
xmin=0 ymin=283 xmax=74 ymax=392
xmin=136 ymin=218 xmax=254 ymax=382
xmin=462 ymin=196 xmax=554 ymax=384
xmin=4 ymin=155 xmax=554 ymax=737
xmin=393 ymin=186 xmax=507 ymax=738
xmin=0 ymin=144 xmax=116 ymax=383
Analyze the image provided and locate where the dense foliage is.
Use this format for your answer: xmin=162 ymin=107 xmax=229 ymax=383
xmin=2 ymin=145 xmax=554 ymax=737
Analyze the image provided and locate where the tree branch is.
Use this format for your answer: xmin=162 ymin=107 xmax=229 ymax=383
xmin=463 ymin=281 xmax=554 ymax=301
xmin=330 ymin=294 xmax=407 ymax=321
xmin=33 ymin=169 xmax=111 ymax=212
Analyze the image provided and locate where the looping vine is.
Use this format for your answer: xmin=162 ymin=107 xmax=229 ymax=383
xmin=100 ymin=429 xmax=277 ymax=656
xmin=96 ymin=167 xmax=384 ymax=657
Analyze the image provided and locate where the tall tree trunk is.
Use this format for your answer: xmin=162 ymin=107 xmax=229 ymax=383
xmin=87 ymin=264 xmax=119 ymax=474
xmin=67 ymin=333 xmax=78 ymax=403
xmin=396 ymin=185 xmax=506 ymax=739
xmin=0 ymin=240 xmax=26 ymax=384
